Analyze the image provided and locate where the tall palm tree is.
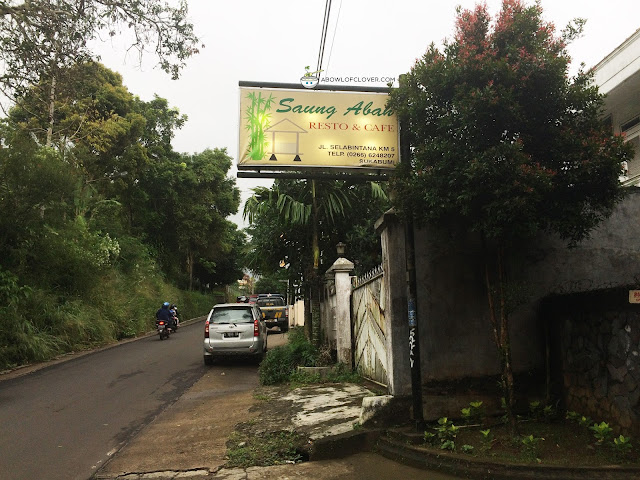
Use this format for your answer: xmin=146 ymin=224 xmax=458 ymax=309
xmin=244 ymin=178 xmax=386 ymax=346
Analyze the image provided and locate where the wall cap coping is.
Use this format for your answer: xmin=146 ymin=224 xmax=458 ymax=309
xmin=375 ymin=208 xmax=400 ymax=234
xmin=326 ymin=257 xmax=354 ymax=273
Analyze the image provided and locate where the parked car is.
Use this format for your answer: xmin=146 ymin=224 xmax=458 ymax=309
xmin=248 ymin=294 xmax=259 ymax=304
xmin=256 ymin=294 xmax=288 ymax=333
xmin=203 ymin=303 xmax=267 ymax=365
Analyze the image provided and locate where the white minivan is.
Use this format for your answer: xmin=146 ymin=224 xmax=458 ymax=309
xmin=203 ymin=303 xmax=267 ymax=365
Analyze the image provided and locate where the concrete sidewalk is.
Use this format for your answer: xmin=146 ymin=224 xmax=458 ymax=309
xmin=93 ymin=371 xmax=394 ymax=480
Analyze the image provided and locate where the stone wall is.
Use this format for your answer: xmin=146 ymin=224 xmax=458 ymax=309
xmin=544 ymin=289 xmax=640 ymax=435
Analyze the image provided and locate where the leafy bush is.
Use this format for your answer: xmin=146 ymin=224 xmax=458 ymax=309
xmin=259 ymin=327 xmax=318 ymax=385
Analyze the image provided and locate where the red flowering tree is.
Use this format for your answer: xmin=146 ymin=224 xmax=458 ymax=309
xmin=389 ymin=0 xmax=634 ymax=430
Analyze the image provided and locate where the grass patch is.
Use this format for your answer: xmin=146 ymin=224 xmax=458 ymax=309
xmin=225 ymin=430 xmax=306 ymax=467
xmin=288 ymin=362 xmax=363 ymax=387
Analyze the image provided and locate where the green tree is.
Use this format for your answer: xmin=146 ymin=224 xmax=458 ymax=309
xmin=175 ymin=149 xmax=240 ymax=290
xmin=0 ymin=0 xmax=200 ymax=145
xmin=244 ymin=179 xmax=387 ymax=345
xmin=388 ymin=0 xmax=634 ymax=432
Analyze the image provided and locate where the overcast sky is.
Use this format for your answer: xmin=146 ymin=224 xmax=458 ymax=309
xmin=94 ymin=0 xmax=639 ymax=229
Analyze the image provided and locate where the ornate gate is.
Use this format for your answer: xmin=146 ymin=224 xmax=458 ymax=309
xmin=351 ymin=265 xmax=388 ymax=387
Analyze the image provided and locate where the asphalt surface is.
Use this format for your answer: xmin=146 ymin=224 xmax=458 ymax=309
xmin=1 ymin=323 xmax=463 ymax=480
xmin=0 ymin=321 xmax=207 ymax=480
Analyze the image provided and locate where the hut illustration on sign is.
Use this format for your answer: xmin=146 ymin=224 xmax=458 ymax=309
xmin=264 ymin=119 xmax=307 ymax=162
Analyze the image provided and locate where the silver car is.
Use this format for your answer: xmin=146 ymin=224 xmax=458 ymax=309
xmin=203 ymin=303 xmax=267 ymax=365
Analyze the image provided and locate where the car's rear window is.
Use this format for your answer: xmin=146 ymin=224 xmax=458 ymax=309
xmin=257 ymin=298 xmax=284 ymax=307
xmin=210 ymin=308 xmax=254 ymax=324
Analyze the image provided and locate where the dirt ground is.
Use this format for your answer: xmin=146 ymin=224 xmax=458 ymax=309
xmin=421 ymin=418 xmax=640 ymax=467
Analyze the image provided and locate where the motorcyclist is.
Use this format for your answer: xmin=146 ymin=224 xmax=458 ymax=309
xmin=156 ymin=302 xmax=176 ymax=330
xmin=169 ymin=304 xmax=179 ymax=329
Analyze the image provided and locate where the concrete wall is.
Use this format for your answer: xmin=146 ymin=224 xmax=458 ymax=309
xmin=381 ymin=190 xmax=640 ymax=386
xmin=288 ymin=300 xmax=305 ymax=327
xmin=376 ymin=211 xmax=412 ymax=395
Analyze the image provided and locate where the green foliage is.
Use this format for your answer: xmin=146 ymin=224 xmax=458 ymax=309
xmin=258 ymin=329 xmax=360 ymax=386
xmin=436 ymin=417 xmax=460 ymax=443
xmin=480 ymin=428 xmax=493 ymax=452
xmin=389 ymin=1 xmax=633 ymax=433
xmin=425 ymin=417 xmax=460 ymax=451
xmin=289 ymin=362 xmax=362 ymax=386
xmin=389 ymin=2 xmax=631 ymax=245
xmin=590 ymin=421 xmax=614 ymax=445
xmin=424 ymin=431 xmax=437 ymax=444
xmin=244 ymin=179 xmax=389 ymax=290
xmin=521 ymin=434 xmax=545 ymax=459
xmin=0 ymin=0 xmax=200 ymax=106
xmin=528 ymin=400 xmax=556 ymax=422
xmin=225 ymin=430 xmax=304 ymax=468
xmin=565 ymin=411 xmax=593 ymax=428
xmin=0 ymin=56 xmax=239 ymax=371
xmin=612 ymin=435 xmax=633 ymax=458
xmin=461 ymin=444 xmax=475 ymax=454
xmin=441 ymin=440 xmax=456 ymax=451
xmin=258 ymin=328 xmax=318 ymax=385
xmin=461 ymin=401 xmax=485 ymax=424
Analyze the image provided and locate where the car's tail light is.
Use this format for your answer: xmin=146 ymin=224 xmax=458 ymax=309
xmin=159 ymin=321 xmax=165 ymax=325
xmin=205 ymin=319 xmax=210 ymax=338
xmin=254 ymin=318 xmax=259 ymax=337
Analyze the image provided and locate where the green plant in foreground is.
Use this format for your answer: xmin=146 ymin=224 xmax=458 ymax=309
xmin=436 ymin=417 xmax=459 ymax=444
xmin=479 ymin=429 xmax=493 ymax=452
xmin=578 ymin=415 xmax=592 ymax=427
xmin=226 ymin=430 xmax=304 ymax=468
xmin=440 ymin=440 xmax=455 ymax=451
xmin=461 ymin=401 xmax=485 ymax=424
xmin=612 ymin=435 xmax=633 ymax=458
xmin=521 ymin=434 xmax=544 ymax=461
xmin=461 ymin=444 xmax=474 ymax=454
xmin=424 ymin=431 xmax=437 ymax=444
xmin=590 ymin=421 xmax=614 ymax=445
xmin=529 ymin=400 xmax=542 ymax=419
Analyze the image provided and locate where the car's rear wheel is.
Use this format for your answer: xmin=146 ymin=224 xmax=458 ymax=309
xmin=204 ymin=356 xmax=214 ymax=365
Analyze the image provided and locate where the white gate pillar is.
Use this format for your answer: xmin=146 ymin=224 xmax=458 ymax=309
xmin=326 ymin=243 xmax=354 ymax=366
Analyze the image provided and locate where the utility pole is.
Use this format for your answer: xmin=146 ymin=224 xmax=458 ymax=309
xmin=399 ymin=74 xmax=424 ymax=431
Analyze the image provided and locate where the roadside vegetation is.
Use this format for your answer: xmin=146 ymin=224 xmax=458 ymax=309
xmin=388 ymin=0 xmax=634 ymax=432
xmin=0 ymin=4 xmax=242 ymax=371
xmin=420 ymin=400 xmax=640 ymax=467
xmin=225 ymin=430 xmax=306 ymax=468
xmin=258 ymin=327 xmax=362 ymax=386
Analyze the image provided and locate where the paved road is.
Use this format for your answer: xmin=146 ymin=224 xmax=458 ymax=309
xmin=0 ymin=321 xmax=209 ymax=480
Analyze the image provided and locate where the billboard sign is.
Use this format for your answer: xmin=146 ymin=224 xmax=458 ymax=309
xmin=238 ymin=85 xmax=399 ymax=170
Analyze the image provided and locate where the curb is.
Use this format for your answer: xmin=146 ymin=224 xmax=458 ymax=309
xmin=377 ymin=433 xmax=640 ymax=480
xmin=307 ymin=429 xmax=383 ymax=461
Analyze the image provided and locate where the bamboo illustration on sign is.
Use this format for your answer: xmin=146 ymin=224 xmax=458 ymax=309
xmin=245 ymin=91 xmax=274 ymax=160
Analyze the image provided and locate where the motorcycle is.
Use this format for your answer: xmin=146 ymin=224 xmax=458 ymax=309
xmin=157 ymin=320 xmax=172 ymax=340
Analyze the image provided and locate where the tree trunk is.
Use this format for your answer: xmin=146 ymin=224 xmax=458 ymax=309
xmin=304 ymin=282 xmax=312 ymax=340
xmin=311 ymin=179 xmax=321 ymax=346
xmin=484 ymin=242 xmax=517 ymax=434
xmin=187 ymin=250 xmax=194 ymax=291
xmin=46 ymin=75 xmax=56 ymax=147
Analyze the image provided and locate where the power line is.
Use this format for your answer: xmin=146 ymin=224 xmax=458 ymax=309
xmin=316 ymin=0 xmax=332 ymax=75
xmin=323 ymin=0 xmax=342 ymax=77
